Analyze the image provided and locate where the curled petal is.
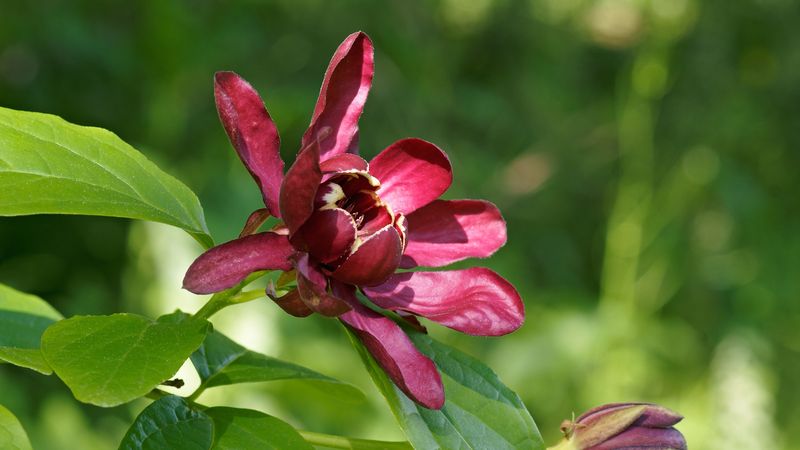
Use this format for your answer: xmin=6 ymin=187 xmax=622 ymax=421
xmin=577 ymin=403 xmax=683 ymax=429
xmin=335 ymin=284 xmax=444 ymax=409
xmin=401 ymin=200 xmax=506 ymax=268
xmin=319 ymin=153 xmax=369 ymax=173
xmin=292 ymin=209 xmax=357 ymax=264
xmin=183 ymin=232 xmax=293 ymax=294
xmin=302 ymin=32 xmax=374 ymax=161
xmin=280 ymin=139 xmax=322 ymax=235
xmin=369 ymin=138 xmax=452 ymax=215
xmin=363 ymin=268 xmax=524 ymax=336
xmin=330 ymin=225 xmax=402 ymax=286
xmin=295 ymin=254 xmax=351 ymax=317
xmin=266 ymin=288 xmax=313 ymax=318
xmin=588 ymin=427 xmax=687 ymax=450
xmin=239 ymin=208 xmax=271 ymax=237
xmin=214 ymin=72 xmax=283 ymax=216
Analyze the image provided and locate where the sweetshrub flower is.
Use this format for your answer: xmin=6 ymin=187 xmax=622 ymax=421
xmin=183 ymin=32 xmax=524 ymax=409
xmin=550 ymin=403 xmax=687 ymax=450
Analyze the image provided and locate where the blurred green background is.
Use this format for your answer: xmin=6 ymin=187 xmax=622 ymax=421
xmin=1 ymin=0 xmax=798 ymax=448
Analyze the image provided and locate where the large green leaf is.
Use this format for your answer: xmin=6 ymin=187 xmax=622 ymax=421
xmin=118 ymin=395 xmax=213 ymax=450
xmin=41 ymin=311 xmax=210 ymax=406
xmin=205 ymin=407 xmax=313 ymax=450
xmin=191 ymin=327 xmax=365 ymax=402
xmin=0 ymin=106 xmax=212 ymax=247
xmin=0 ymin=404 xmax=33 ymax=450
xmin=348 ymin=328 xmax=544 ymax=450
xmin=0 ymin=283 xmax=63 ymax=374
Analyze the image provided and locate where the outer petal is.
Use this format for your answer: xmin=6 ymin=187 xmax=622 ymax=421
xmin=335 ymin=284 xmax=444 ymax=409
xmin=295 ymin=254 xmax=351 ymax=317
xmin=401 ymin=199 xmax=506 ymax=268
xmin=183 ymin=232 xmax=293 ymax=294
xmin=330 ymin=225 xmax=402 ymax=286
xmin=292 ymin=209 xmax=357 ymax=264
xmin=577 ymin=403 xmax=683 ymax=429
xmin=587 ymin=427 xmax=687 ymax=450
xmin=369 ymin=138 xmax=452 ymax=215
xmin=302 ymin=32 xmax=374 ymax=161
xmin=215 ymin=72 xmax=283 ymax=216
xmin=280 ymin=139 xmax=322 ymax=236
xmin=362 ymin=268 xmax=524 ymax=336
xmin=239 ymin=208 xmax=271 ymax=237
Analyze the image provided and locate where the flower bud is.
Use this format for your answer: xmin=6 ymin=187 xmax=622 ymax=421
xmin=549 ymin=402 xmax=687 ymax=450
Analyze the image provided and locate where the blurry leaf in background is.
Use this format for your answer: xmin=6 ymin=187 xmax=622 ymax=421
xmin=348 ymin=327 xmax=545 ymax=450
xmin=0 ymin=283 xmax=62 ymax=374
xmin=191 ymin=326 xmax=365 ymax=403
xmin=0 ymin=403 xmax=33 ymax=450
xmin=118 ymin=395 xmax=212 ymax=450
xmin=205 ymin=407 xmax=313 ymax=450
xmin=0 ymin=107 xmax=212 ymax=247
xmin=40 ymin=311 xmax=210 ymax=407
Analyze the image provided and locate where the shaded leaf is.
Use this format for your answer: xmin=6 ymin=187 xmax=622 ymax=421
xmin=205 ymin=407 xmax=313 ymax=450
xmin=0 ymin=404 xmax=33 ymax=450
xmin=118 ymin=395 xmax=213 ymax=450
xmin=348 ymin=327 xmax=544 ymax=450
xmin=191 ymin=327 xmax=364 ymax=402
xmin=41 ymin=312 xmax=210 ymax=406
xmin=0 ymin=283 xmax=62 ymax=374
xmin=0 ymin=106 xmax=212 ymax=247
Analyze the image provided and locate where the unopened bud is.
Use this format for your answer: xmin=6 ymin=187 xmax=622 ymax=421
xmin=549 ymin=402 xmax=687 ymax=450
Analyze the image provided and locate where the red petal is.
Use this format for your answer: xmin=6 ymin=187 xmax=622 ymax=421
xmin=330 ymin=225 xmax=402 ymax=286
xmin=183 ymin=232 xmax=293 ymax=294
xmin=401 ymin=200 xmax=506 ymax=268
xmin=363 ymin=268 xmax=524 ymax=336
xmin=588 ymin=428 xmax=687 ymax=450
xmin=319 ymin=153 xmax=369 ymax=173
xmin=292 ymin=208 xmax=357 ymax=264
xmin=239 ymin=208 xmax=271 ymax=237
xmin=266 ymin=288 xmax=313 ymax=318
xmin=335 ymin=284 xmax=444 ymax=409
xmin=369 ymin=138 xmax=452 ymax=215
xmin=295 ymin=254 xmax=351 ymax=317
xmin=302 ymin=32 xmax=374 ymax=162
xmin=279 ymin=139 xmax=322 ymax=236
xmin=214 ymin=72 xmax=284 ymax=217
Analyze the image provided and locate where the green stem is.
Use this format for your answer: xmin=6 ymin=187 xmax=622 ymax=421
xmin=193 ymin=271 xmax=268 ymax=321
xmin=298 ymin=431 xmax=412 ymax=450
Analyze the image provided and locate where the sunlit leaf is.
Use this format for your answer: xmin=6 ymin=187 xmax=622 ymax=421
xmin=348 ymin=327 xmax=545 ymax=450
xmin=0 ymin=283 xmax=63 ymax=374
xmin=118 ymin=395 xmax=213 ymax=450
xmin=0 ymin=404 xmax=33 ymax=450
xmin=191 ymin=327 xmax=365 ymax=402
xmin=0 ymin=106 xmax=213 ymax=247
xmin=205 ymin=407 xmax=313 ymax=450
xmin=41 ymin=311 xmax=210 ymax=406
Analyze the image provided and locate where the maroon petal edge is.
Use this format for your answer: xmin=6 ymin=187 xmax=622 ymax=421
xmin=363 ymin=268 xmax=524 ymax=336
xmin=369 ymin=138 xmax=453 ymax=215
xmin=302 ymin=32 xmax=374 ymax=162
xmin=335 ymin=284 xmax=444 ymax=409
xmin=280 ymin=139 xmax=322 ymax=236
xmin=215 ymin=71 xmax=284 ymax=216
xmin=183 ymin=232 xmax=293 ymax=294
xmin=401 ymin=199 xmax=507 ymax=268
xmin=330 ymin=225 xmax=402 ymax=287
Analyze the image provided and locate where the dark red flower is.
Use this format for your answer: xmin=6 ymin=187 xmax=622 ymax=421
xmin=183 ymin=32 xmax=524 ymax=409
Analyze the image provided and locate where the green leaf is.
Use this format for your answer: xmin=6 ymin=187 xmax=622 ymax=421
xmin=118 ymin=395 xmax=213 ymax=450
xmin=205 ymin=407 xmax=313 ymax=450
xmin=0 ymin=283 xmax=63 ymax=374
xmin=0 ymin=404 xmax=33 ymax=450
xmin=190 ymin=327 xmax=365 ymax=403
xmin=41 ymin=312 xmax=210 ymax=406
xmin=348 ymin=328 xmax=545 ymax=450
xmin=0 ymin=106 xmax=212 ymax=248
